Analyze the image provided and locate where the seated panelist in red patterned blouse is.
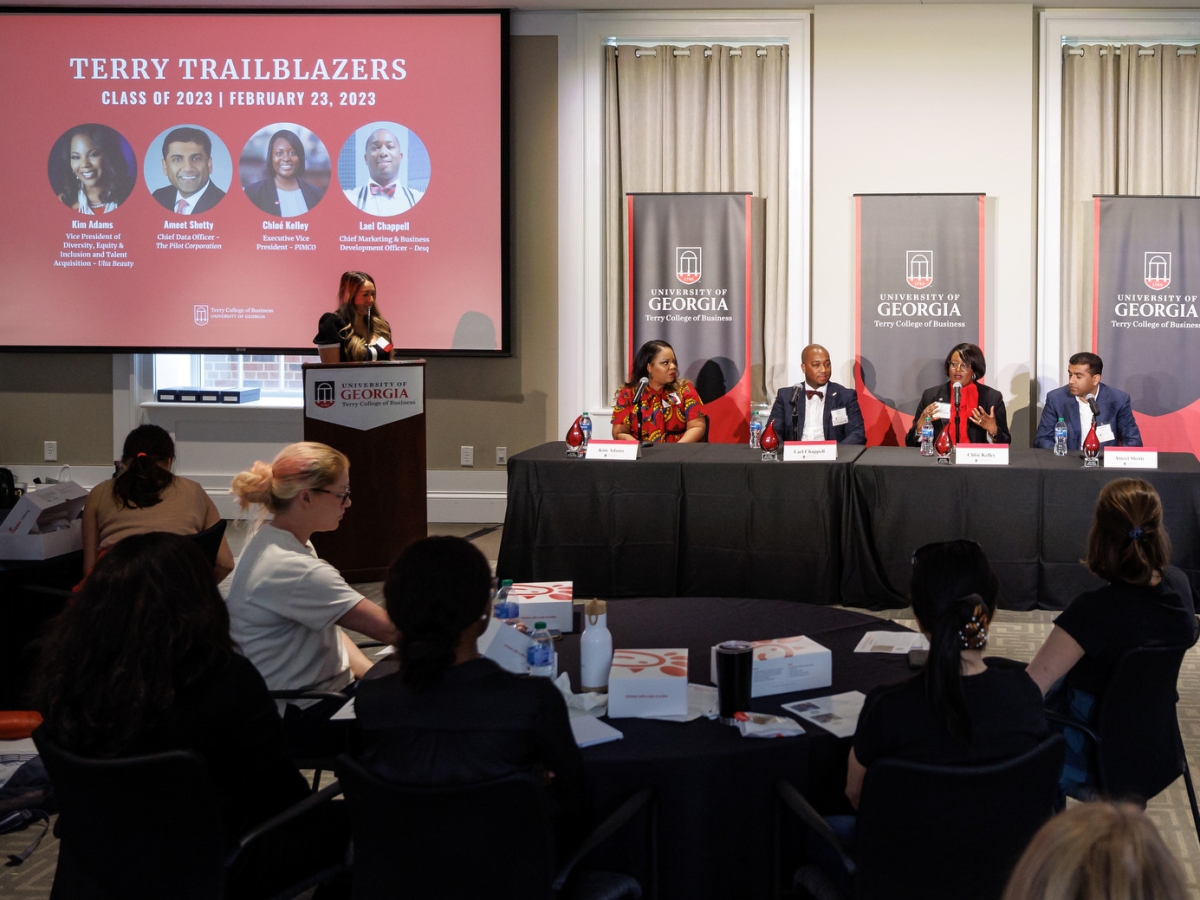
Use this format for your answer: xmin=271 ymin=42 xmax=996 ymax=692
xmin=611 ymin=339 xmax=707 ymax=443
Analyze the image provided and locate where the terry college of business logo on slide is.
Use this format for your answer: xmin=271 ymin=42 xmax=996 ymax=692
xmin=1145 ymin=251 xmax=1171 ymax=290
xmin=906 ymin=251 xmax=932 ymax=290
xmin=676 ymin=247 xmax=702 ymax=285
xmin=194 ymin=305 xmax=209 ymax=326
xmin=314 ymin=381 xmax=337 ymax=409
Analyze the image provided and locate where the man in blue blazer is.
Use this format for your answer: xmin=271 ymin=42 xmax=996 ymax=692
xmin=768 ymin=344 xmax=866 ymax=444
xmin=1035 ymin=352 xmax=1142 ymax=450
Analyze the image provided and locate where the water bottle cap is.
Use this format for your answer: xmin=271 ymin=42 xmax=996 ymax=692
xmin=534 ymin=622 xmax=547 ymax=630
xmin=582 ymin=411 xmax=589 ymax=415
xmin=1057 ymin=417 xmax=1065 ymax=422
xmin=501 ymin=579 xmax=513 ymax=586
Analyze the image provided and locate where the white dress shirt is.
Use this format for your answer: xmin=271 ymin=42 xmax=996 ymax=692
xmin=801 ymin=386 xmax=826 ymax=442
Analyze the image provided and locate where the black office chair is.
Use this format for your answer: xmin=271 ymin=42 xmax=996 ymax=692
xmin=1045 ymin=630 xmax=1200 ymax=845
xmin=268 ymin=688 xmax=353 ymax=791
xmin=778 ymin=734 xmax=1065 ymax=900
xmin=336 ymin=753 xmax=654 ymax=900
xmin=33 ymin=728 xmax=345 ymax=900
xmin=188 ymin=518 xmax=228 ymax=568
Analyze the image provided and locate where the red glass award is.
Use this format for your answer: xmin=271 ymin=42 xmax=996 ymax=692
xmin=1082 ymin=420 xmax=1101 ymax=468
xmin=565 ymin=415 xmax=584 ymax=457
xmin=934 ymin=424 xmax=953 ymax=464
xmin=760 ymin=419 xmax=779 ymax=461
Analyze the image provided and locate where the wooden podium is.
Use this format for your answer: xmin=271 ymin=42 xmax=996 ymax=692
xmin=302 ymin=361 xmax=427 ymax=582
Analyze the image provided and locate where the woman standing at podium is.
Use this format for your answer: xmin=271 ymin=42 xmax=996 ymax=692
xmin=611 ymin=339 xmax=706 ymax=443
xmin=314 ymin=270 xmax=395 ymax=363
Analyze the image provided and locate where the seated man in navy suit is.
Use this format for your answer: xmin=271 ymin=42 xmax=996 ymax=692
xmin=1035 ymin=352 xmax=1142 ymax=450
xmin=768 ymin=344 xmax=866 ymax=444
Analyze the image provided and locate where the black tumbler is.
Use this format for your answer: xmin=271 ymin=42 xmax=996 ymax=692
xmin=715 ymin=640 xmax=753 ymax=724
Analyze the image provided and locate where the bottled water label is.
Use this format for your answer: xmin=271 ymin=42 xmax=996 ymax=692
xmin=527 ymin=637 xmax=553 ymax=674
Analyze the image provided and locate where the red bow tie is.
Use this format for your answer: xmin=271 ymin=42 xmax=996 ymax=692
xmin=806 ymin=390 xmax=824 ymax=400
xmin=369 ymin=184 xmax=397 ymax=197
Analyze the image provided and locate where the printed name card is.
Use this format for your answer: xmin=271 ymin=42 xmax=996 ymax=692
xmin=1104 ymin=447 xmax=1158 ymax=469
xmin=586 ymin=440 xmax=640 ymax=461
xmin=782 ymin=441 xmax=838 ymax=462
xmin=954 ymin=443 xmax=1009 ymax=466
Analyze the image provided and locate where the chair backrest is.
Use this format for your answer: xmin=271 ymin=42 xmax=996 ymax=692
xmin=33 ymin=729 xmax=227 ymax=900
xmin=188 ymin=518 xmax=228 ymax=568
xmin=854 ymin=734 xmax=1065 ymax=900
xmin=336 ymin=754 xmax=557 ymax=900
xmin=1092 ymin=640 xmax=1193 ymax=800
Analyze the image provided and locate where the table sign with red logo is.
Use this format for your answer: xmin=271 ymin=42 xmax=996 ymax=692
xmin=508 ymin=581 xmax=574 ymax=632
xmin=709 ymin=635 xmax=832 ymax=698
xmin=607 ymin=648 xmax=689 ymax=719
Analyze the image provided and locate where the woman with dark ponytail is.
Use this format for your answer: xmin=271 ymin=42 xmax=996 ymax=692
xmin=82 ymin=424 xmax=233 ymax=581
xmin=846 ymin=540 xmax=1047 ymax=809
xmin=355 ymin=536 xmax=590 ymax=852
xmin=1027 ymin=479 xmax=1196 ymax=791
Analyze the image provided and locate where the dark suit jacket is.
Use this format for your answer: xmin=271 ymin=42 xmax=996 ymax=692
xmin=152 ymin=181 xmax=226 ymax=214
xmin=1034 ymin=384 xmax=1142 ymax=449
xmin=244 ymin=178 xmax=324 ymax=217
xmin=905 ymin=381 xmax=1011 ymax=446
xmin=768 ymin=380 xmax=866 ymax=444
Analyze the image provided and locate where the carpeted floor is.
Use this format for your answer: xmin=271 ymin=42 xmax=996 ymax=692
xmin=4 ymin=528 xmax=1198 ymax=898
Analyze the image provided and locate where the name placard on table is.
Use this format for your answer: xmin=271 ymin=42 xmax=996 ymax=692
xmin=586 ymin=439 xmax=641 ymax=461
xmin=782 ymin=441 xmax=838 ymax=462
xmin=1104 ymin=446 xmax=1158 ymax=469
xmin=954 ymin=443 xmax=1009 ymax=466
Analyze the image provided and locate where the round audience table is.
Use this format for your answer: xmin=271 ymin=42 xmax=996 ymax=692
xmin=555 ymin=597 xmax=914 ymax=900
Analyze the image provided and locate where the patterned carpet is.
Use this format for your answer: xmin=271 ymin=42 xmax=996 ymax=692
xmin=4 ymin=605 xmax=1198 ymax=898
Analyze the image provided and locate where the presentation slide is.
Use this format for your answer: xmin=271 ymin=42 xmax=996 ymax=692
xmin=0 ymin=12 xmax=505 ymax=353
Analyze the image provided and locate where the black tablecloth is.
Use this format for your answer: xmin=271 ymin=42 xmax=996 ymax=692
xmin=498 ymin=443 xmax=863 ymax=603
xmin=556 ymin=597 xmax=913 ymax=900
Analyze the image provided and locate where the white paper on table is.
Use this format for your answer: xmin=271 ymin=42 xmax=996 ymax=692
xmin=640 ymin=683 xmax=719 ymax=723
xmin=853 ymin=631 xmax=929 ymax=654
xmin=781 ymin=691 xmax=867 ymax=739
xmin=331 ymin=697 xmax=357 ymax=721
xmin=570 ymin=715 xmax=624 ymax=748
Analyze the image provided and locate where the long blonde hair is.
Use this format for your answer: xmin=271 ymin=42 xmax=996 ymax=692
xmin=230 ymin=442 xmax=349 ymax=519
xmin=1001 ymin=802 xmax=1188 ymax=900
xmin=334 ymin=270 xmax=394 ymax=361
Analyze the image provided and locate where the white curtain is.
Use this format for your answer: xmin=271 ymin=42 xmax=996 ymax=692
xmin=1060 ymin=44 xmax=1200 ymax=365
xmin=604 ymin=44 xmax=789 ymax=402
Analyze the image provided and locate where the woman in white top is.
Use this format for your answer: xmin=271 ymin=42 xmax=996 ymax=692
xmin=228 ymin=441 xmax=397 ymax=755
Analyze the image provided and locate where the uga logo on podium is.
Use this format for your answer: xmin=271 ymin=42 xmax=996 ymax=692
xmin=676 ymin=247 xmax=701 ymax=284
xmin=1145 ymin=251 xmax=1171 ymax=290
xmin=314 ymin=381 xmax=336 ymax=408
xmin=906 ymin=251 xmax=932 ymax=289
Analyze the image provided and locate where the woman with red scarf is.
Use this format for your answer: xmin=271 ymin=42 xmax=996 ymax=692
xmin=906 ymin=343 xmax=1010 ymax=447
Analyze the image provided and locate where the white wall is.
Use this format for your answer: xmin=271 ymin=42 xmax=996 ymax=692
xmin=812 ymin=4 xmax=1037 ymax=443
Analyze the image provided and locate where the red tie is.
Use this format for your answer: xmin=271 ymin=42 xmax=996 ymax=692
xmin=806 ymin=390 xmax=824 ymax=400
xmin=369 ymin=184 xmax=397 ymax=198
xmin=175 ymin=199 xmax=188 ymax=214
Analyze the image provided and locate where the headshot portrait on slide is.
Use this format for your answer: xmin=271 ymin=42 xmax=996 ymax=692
xmin=48 ymin=123 xmax=137 ymax=215
xmin=144 ymin=125 xmax=231 ymax=215
xmin=240 ymin=124 xmax=331 ymax=218
xmin=338 ymin=122 xmax=430 ymax=217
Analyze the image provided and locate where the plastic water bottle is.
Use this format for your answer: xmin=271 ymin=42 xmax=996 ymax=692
xmin=1053 ymin=417 xmax=1068 ymax=457
xmin=749 ymin=412 xmax=764 ymax=449
xmin=920 ymin=417 xmax=935 ymax=457
xmin=494 ymin=579 xmax=518 ymax=620
xmin=527 ymin=622 xmax=554 ymax=677
xmin=579 ymin=412 xmax=592 ymax=454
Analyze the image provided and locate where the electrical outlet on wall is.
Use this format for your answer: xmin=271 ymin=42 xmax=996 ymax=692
xmin=496 ymin=447 xmax=507 ymax=466
xmin=44 ymin=441 xmax=57 ymax=462
xmin=460 ymin=446 xmax=474 ymax=467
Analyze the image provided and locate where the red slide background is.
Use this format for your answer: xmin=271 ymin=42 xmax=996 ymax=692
xmin=0 ymin=13 xmax=502 ymax=352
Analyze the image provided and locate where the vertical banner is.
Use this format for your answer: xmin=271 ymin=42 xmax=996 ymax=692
xmin=855 ymin=194 xmax=985 ymax=444
xmin=628 ymin=193 xmax=752 ymax=443
xmin=1094 ymin=196 xmax=1200 ymax=453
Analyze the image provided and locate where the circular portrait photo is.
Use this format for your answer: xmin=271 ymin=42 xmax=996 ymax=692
xmin=338 ymin=121 xmax=430 ymax=217
xmin=239 ymin=123 xmax=332 ymax=218
xmin=143 ymin=124 xmax=231 ymax=215
xmin=48 ymin=124 xmax=137 ymax=215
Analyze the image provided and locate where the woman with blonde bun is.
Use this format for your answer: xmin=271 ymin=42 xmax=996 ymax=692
xmin=228 ymin=441 xmax=397 ymax=755
xmin=1001 ymin=802 xmax=1188 ymax=900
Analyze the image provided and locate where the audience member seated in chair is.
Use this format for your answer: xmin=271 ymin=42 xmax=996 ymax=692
xmin=82 ymin=424 xmax=234 ymax=582
xmin=30 ymin=532 xmax=350 ymax=899
xmin=355 ymin=536 xmax=592 ymax=859
xmin=1026 ymin=478 xmax=1198 ymax=794
xmin=228 ymin=442 xmax=398 ymax=758
xmin=1001 ymin=801 xmax=1189 ymax=900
